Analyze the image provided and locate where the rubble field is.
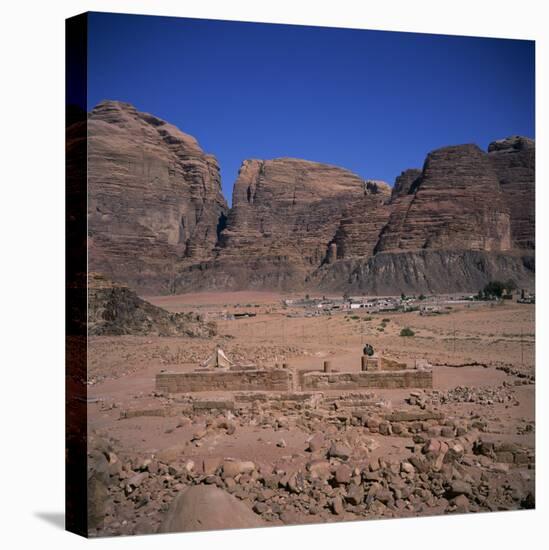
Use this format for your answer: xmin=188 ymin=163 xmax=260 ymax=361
xmin=86 ymin=296 xmax=534 ymax=536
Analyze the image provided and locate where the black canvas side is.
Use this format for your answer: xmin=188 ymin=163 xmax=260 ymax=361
xmin=65 ymin=12 xmax=89 ymax=538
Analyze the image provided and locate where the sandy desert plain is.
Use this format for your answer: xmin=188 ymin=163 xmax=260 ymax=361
xmin=86 ymin=290 xmax=535 ymax=537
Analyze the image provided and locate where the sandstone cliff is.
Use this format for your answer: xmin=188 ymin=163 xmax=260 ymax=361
xmin=85 ymin=101 xmax=228 ymax=293
xmin=375 ymin=144 xmax=512 ymax=253
xmin=313 ymin=141 xmax=533 ymax=293
xmin=488 ymin=136 xmax=535 ymax=250
xmin=175 ymin=158 xmax=381 ymax=291
xmin=77 ymin=101 xmax=534 ymax=294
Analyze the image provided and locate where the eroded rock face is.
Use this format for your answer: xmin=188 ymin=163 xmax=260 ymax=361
xmin=221 ymin=158 xmax=368 ymax=263
xmin=78 ymin=101 xmax=534 ymax=295
xmin=86 ymin=100 xmax=228 ymax=293
xmin=313 ymin=140 xmax=534 ymax=293
xmin=488 ymin=136 xmax=535 ymax=250
xmin=390 ymin=168 xmax=422 ymax=200
xmin=331 ymin=191 xmax=391 ymax=261
xmin=176 ymin=158 xmax=374 ymax=290
xmin=375 ymin=144 xmax=512 ymax=253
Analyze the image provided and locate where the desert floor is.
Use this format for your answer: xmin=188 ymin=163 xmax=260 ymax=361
xmin=86 ymin=294 xmax=535 ymax=536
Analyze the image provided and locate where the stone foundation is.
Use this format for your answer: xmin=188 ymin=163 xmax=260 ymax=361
xmin=361 ymin=355 xmax=407 ymax=371
xmin=301 ymin=369 xmax=432 ymax=391
xmin=156 ymin=366 xmax=432 ymax=393
xmin=156 ymin=369 xmax=294 ymax=393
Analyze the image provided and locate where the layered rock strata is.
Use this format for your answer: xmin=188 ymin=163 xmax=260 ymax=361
xmin=313 ymin=141 xmax=534 ymax=293
xmin=176 ymin=159 xmax=383 ymax=291
xmin=375 ymin=144 xmax=512 ymax=253
xmin=79 ymin=100 xmax=534 ymax=294
xmin=85 ymin=100 xmax=228 ymax=293
xmin=488 ymin=136 xmax=535 ymax=250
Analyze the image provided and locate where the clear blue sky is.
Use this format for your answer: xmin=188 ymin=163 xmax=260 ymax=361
xmin=86 ymin=12 xmax=535 ymax=204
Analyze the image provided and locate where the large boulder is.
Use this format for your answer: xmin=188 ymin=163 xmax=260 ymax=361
xmin=158 ymin=485 xmax=264 ymax=533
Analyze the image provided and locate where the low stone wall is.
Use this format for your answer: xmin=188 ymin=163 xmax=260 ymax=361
xmin=361 ymin=355 xmax=408 ymax=371
xmin=301 ymin=369 xmax=432 ymax=391
xmin=156 ymin=369 xmax=294 ymax=393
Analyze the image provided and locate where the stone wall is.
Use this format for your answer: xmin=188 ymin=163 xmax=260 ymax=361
xmin=156 ymin=369 xmax=294 ymax=393
xmin=301 ymin=369 xmax=432 ymax=391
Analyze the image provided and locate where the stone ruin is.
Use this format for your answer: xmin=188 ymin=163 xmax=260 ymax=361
xmin=155 ymin=349 xmax=433 ymax=394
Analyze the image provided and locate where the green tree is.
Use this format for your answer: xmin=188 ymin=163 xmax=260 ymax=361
xmin=504 ymin=279 xmax=517 ymax=292
xmin=483 ymin=281 xmax=505 ymax=299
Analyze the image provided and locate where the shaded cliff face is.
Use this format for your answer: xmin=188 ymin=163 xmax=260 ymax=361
xmin=375 ymin=144 xmax=512 ymax=253
xmin=391 ymin=168 xmax=422 ymax=200
xmin=488 ymin=136 xmax=535 ymax=250
xmin=85 ymin=101 xmax=228 ymax=293
xmin=312 ymin=250 xmax=534 ymax=295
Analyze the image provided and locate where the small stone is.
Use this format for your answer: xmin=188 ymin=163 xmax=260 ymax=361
xmin=307 ymin=433 xmax=326 ymax=452
xmin=203 ymin=457 xmax=222 ymax=476
xmin=253 ymin=502 xmax=269 ymax=514
xmin=448 ymin=480 xmax=472 ymax=497
xmin=401 ymin=462 xmax=415 ymax=474
xmin=440 ymin=426 xmax=455 ymax=438
xmin=331 ymin=495 xmax=344 ymax=515
xmin=329 ymin=442 xmax=351 ymax=461
xmin=222 ymin=460 xmax=255 ymax=479
xmin=307 ymin=460 xmax=331 ymax=479
xmin=127 ymin=472 xmax=148 ymax=488
xmin=334 ymin=464 xmax=352 ymax=484
xmin=346 ymin=484 xmax=365 ymax=505
xmin=452 ymin=494 xmax=470 ymax=513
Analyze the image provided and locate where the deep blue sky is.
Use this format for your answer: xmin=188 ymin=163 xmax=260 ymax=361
xmin=87 ymin=12 xmax=535 ymax=204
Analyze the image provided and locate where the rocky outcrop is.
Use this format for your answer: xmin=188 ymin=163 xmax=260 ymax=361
xmin=220 ymin=158 xmax=369 ymax=264
xmin=488 ymin=136 xmax=535 ymax=249
xmin=85 ymin=101 xmax=228 ymax=294
xmin=88 ymin=273 xmax=215 ymax=337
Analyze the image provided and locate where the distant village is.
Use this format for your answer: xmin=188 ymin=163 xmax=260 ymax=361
xmin=205 ymin=283 xmax=534 ymax=322
xmin=277 ymin=283 xmax=535 ymax=317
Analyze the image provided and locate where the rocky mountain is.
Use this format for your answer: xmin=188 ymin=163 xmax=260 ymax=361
xmin=88 ymin=273 xmax=215 ymax=337
xmin=80 ymin=101 xmax=534 ymax=295
xmin=84 ymin=100 xmax=228 ymax=294
xmin=313 ymin=142 xmax=533 ymax=293
xmin=175 ymin=159 xmax=390 ymax=291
